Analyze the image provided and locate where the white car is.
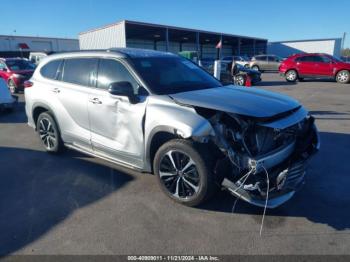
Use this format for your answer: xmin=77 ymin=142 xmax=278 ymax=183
xmin=222 ymin=56 xmax=250 ymax=68
xmin=0 ymin=78 xmax=17 ymax=111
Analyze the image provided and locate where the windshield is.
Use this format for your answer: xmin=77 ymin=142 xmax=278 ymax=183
xmin=130 ymin=56 xmax=222 ymax=95
xmin=5 ymin=60 xmax=36 ymax=71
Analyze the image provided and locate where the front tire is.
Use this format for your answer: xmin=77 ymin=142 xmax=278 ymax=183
xmin=153 ymin=139 xmax=216 ymax=207
xmin=8 ymin=80 xmax=18 ymax=94
xmin=285 ymin=70 xmax=298 ymax=82
xmin=37 ymin=112 xmax=64 ymax=153
xmin=336 ymin=70 xmax=350 ymax=84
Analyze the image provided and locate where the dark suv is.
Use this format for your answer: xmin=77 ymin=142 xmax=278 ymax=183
xmin=0 ymin=58 xmax=36 ymax=93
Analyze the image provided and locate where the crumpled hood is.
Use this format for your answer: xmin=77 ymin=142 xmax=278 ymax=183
xmin=170 ymin=86 xmax=301 ymax=118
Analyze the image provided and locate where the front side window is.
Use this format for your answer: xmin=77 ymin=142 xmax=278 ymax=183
xmin=130 ymin=56 xmax=222 ymax=95
xmin=62 ymin=58 xmax=98 ymax=86
xmin=97 ymin=59 xmax=141 ymax=94
xmin=5 ymin=60 xmax=35 ymax=71
xmin=40 ymin=59 xmax=63 ymax=80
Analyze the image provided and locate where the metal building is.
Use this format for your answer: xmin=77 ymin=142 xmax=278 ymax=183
xmin=79 ymin=20 xmax=267 ymax=58
xmin=0 ymin=35 xmax=79 ymax=58
xmin=267 ymin=38 xmax=342 ymax=58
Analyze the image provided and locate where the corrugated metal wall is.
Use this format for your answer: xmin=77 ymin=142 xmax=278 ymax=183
xmin=0 ymin=35 xmax=79 ymax=52
xmin=267 ymin=39 xmax=342 ymax=58
xmin=79 ymin=22 xmax=126 ymax=50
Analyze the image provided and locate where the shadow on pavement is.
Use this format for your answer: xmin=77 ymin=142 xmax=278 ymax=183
xmin=0 ymin=102 xmax=27 ymax=124
xmin=200 ymin=131 xmax=350 ymax=231
xmin=256 ymin=81 xmax=297 ymax=87
xmin=0 ymin=147 xmax=134 ymax=255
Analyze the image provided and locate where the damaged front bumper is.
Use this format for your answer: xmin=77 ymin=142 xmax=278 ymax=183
xmin=221 ymin=123 xmax=320 ymax=208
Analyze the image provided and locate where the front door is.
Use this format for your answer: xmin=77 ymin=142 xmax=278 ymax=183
xmin=88 ymin=58 xmax=148 ymax=168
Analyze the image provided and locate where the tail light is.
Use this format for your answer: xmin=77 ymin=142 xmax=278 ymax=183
xmin=24 ymin=80 xmax=33 ymax=88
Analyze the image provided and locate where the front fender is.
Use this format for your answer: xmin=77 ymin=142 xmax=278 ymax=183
xmin=143 ymin=96 xmax=214 ymax=171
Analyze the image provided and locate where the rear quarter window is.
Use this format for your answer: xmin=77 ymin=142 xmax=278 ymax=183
xmin=40 ymin=60 xmax=63 ymax=80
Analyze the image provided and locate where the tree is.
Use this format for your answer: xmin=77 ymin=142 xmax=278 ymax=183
xmin=341 ymin=48 xmax=350 ymax=57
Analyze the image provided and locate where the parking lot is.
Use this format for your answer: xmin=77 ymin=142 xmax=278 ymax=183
xmin=0 ymin=73 xmax=350 ymax=255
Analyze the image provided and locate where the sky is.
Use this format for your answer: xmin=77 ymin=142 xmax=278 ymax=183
xmin=1 ymin=0 xmax=349 ymax=48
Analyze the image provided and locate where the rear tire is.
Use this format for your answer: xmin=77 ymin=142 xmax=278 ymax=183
xmin=285 ymin=70 xmax=298 ymax=82
xmin=153 ymin=139 xmax=217 ymax=207
xmin=336 ymin=70 xmax=350 ymax=84
xmin=37 ymin=112 xmax=64 ymax=153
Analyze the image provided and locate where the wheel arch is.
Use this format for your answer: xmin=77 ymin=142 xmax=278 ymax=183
xmin=145 ymin=126 xmax=179 ymax=173
xmin=32 ymin=103 xmax=60 ymax=133
xmin=335 ymin=68 xmax=350 ymax=77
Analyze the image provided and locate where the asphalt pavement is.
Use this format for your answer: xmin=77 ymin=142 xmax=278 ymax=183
xmin=0 ymin=73 xmax=350 ymax=255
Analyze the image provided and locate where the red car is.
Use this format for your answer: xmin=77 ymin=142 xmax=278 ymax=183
xmin=279 ymin=53 xmax=350 ymax=84
xmin=0 ymin=58 xmax=36 ymax=94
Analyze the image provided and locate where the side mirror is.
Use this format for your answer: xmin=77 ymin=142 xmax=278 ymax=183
xmin=108 ymin=81 xmax=139 ymax=104
xmin=1 ymin=68 xmax=7 ymax=72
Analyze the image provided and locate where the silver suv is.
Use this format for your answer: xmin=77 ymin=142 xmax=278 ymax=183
xmin=250 ymin=55 xmax=283 ymax=72
xmin=25 ymin=49 xmax=319 ymax=208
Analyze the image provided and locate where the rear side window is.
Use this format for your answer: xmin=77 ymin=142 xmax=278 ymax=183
xmin=40 ymin=59 xmax=62 ymax=80
xmin=296 ymin=56 xmax=314 ymax=62
xmin=255 ymin=56 xmax=266 ymax=61
xmin=268 ymin=56 xmax=276 ymax=62
xmin=62 ymin=58 xmax=98 ymax=86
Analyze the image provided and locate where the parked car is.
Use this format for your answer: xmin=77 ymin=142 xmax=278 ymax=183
xmin=279 ymin=53 xmax=350 ymax=84
xmin=220 ymin=61 xmax=261 ymax=86
xmin=222 ymin=56 xmax=250 ymax=68
xmin=0 ymin=78 xmax=17 ymax=111
xmin=0 ymin=58 xmax=36 ymax=93
xmin=29 ymin=52 xmax=49 ymax=65
xmin=25 ymin=49 xmax=319 ymax=208
xmin=200 ymin=57 xmax=215 ymax=72
xmin=249 ymin=55 xmax=283 ymax=72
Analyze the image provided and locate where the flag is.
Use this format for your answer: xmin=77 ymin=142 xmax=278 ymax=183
xmin=216 ymin=40 xmax=222 ymax=49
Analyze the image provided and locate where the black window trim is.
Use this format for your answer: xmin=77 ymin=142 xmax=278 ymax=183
xmin=40 ymin=59 xmax=64 ymax=81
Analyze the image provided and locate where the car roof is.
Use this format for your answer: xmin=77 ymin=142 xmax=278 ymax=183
xmin=43 ymin=48 xmax=177 ymax=60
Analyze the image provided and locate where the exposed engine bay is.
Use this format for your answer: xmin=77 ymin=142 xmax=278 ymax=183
xmin=195 ymin=106 xmax=320 ymax=208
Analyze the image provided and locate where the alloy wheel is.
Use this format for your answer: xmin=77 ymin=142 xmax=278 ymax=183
xmin=159 ymin=150 xmax=200 ymax=199
xmin=235 ymin=75 xmax=245 ymax=86
xmin=337 ymin=71 xmax=349 ymax=83
xmin=39 ymin=118 xmax=57 ymax=150
xmin=286 ymin=70 xmax=297 ymax=81
xmin=8 ymin=80 xmax=16 ymax=94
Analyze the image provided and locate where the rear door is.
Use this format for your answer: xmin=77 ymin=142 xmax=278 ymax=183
xmin=88 ymin=58 xmax=148 ymax=168
xmin=296 ymin=55 xmax=316 ymax=76
xmin=317 ymin=55 xmax=334 ymax=76
xmin=55 ymin=57 xmax=98 ymax=151
xmin=267 ymin=55 xmax=281 ymax=71
xmin=257 ymin=56 xmax=268 ymax=70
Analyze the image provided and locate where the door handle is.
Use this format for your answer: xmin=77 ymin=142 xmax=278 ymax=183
xmin=52 ymin=88 xmax=60 ymax=93
xmin=89 ymin=98 xmax=102 ymax=104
